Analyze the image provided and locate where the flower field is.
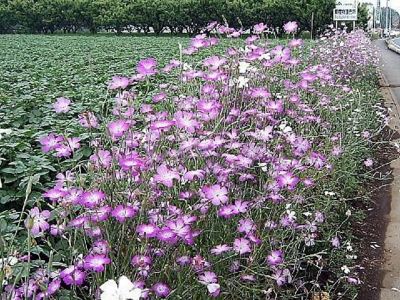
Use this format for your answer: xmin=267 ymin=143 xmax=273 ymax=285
xmin=0 ymin=24 xmax=389 ymax=299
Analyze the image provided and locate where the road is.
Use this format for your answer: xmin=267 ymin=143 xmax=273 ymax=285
xmin=375 ymin=39 xmax=400 ymax=101
xmin=374 ymin=39 xmax=400 ymax=300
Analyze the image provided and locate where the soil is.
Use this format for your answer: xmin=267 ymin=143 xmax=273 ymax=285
xmin=353 ymin=125 xmax=400 ymax=300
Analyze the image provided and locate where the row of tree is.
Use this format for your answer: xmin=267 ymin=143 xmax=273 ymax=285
xmin=0 ymin=0 xmax=369 ymax=36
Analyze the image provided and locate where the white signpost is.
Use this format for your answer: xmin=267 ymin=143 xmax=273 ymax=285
xmin=333 ymin=0 xmax=358 ymax=29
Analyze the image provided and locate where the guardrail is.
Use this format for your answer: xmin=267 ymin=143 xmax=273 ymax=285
xmin=387 ymin=38 xmax=400 ymax=55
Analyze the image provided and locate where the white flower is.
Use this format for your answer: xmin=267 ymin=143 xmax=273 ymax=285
xmin=100 ymin=276 xmax=142 ymax=300
xmin=238 ymin=62 xmax=250 ymax=73
xmin=258 ymin=162 xmax=268 ymax=172
xmin=237 ymin=76 xmax=249 ymax=88
xmin=207 ymin=283 xmax=220 ymax=293
xmin=0 ymin=256 xmax=18 ymax=268
xmin=341 ymin=265 xmax=350 ymax=274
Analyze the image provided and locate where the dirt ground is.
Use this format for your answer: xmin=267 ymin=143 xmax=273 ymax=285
xmin=354 ymin=125 xmax=400 ymax=300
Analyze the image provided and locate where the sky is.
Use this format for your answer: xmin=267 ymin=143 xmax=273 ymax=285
xmin=373 ymin=0 xmax=400 ymax=12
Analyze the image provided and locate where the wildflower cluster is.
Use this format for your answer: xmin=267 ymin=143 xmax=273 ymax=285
xmin=2 ymin=23 xmax=387 ymax=299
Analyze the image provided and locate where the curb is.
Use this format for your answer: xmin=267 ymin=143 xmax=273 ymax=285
xmin=386 ymin=39 xmax=400 ymax=55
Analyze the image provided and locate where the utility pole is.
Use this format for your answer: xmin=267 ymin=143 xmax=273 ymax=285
xmin=389 ymin=0 xmax=392 ymax=37
xmin=385 ymin=0 xmax=389 ymax=36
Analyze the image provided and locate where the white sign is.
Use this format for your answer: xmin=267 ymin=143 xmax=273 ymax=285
xmin=335 ymin=0 xmax=357 ymax=10
xmin=333 ymin=8 xmax=358 ymax=21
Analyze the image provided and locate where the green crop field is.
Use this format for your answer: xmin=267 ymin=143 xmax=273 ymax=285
xmin=0 ymin=35 xmax=192 ymax=205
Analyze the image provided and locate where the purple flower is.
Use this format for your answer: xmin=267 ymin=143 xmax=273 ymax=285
xmin=111 ymin=205 xmax=137 ymax=222
xmin=108 ymin=119 xmax=130 ymax=139
xmin=84 ymin=254 xmax=111 ymax=272
xmin=90 ymin=206 xmax=112 ymax=222
xmin=174 ymin=111 xmax=200 ymax=133
xmin=233 ymin=238 xmax=251 ymax=255
xmin=136 ymin=224 xmax=159 ymax=238
xmin=332 ymin=236 xmax=340 ymax=248
xmin=80 ymin=190 xmax=105 ymax=208
xmin=60 ymin=266 xmax=86 ymax=286
xmin=43 ymin=187 xmax=66 ymax=202
xmin=153 ymin=164 xmax=180 ymax=187
xmin=266 ymin=250 xmax=284 ymax=266
xmin=152 ymin=282 xmax=170 ymax=298
xmin=283 ymin=21 xmax=298 ymax=34
xmin=210 ymin=244 xmax=232 ymax=255
xmin=109 ymin=76 xmax=130 ymax=90
xmin=91 ymin=240 xmax=110 ymax=255
xmin=199 ymin=271 xmax=217 ymax=284
xmin=253 ymin=23 xmax=267 ymax=33
xmin=157 ymin=228 xmax=178 ymax=244
xmin=39 ymin=133 xmax=63 ymax=153
xmin=53 ymin=97 xmax=71 ymax=113
xmin=131 ymin=255 xmax=152 ymax=267
xmin=364 ymin=158 xmax=373 ymax=167
xmin=153 ymin=92 xmax=167 ymax=102
xmin=90 ymin=150 xmax=112 ymax=168
xmin=54 ymin=144 xmax=72 ymax=157
xmin=204 ymin=184 xmax=228 ymax=206
xmin=183 ymin=169 xmax=205 ymax=181
xmin=149 ymin=120 xmax=175 ymax=131
xmin=237 ymin=219 xmax=256 ymax=235
xmin=206 ymin=283 xmax=221 ymax=297
xmin=79 ymin=111 xmax=98 ymax=128
xmin=276 ymin=171 xmax=299 ymax=189
xmin=137 ymin=58 xmax=157 ymax=77
xmin=24 ymin=207 xmax=50 ymax=235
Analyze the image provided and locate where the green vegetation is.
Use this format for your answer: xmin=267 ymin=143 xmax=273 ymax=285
xmin=0 ymin=0 xmax=337 ymax=36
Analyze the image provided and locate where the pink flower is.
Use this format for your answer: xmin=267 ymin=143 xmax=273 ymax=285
xmin=136 ymin=224 xmax=159 ymax=238
xmin=237 ymin=219 xmax=256 ymax=235
xmin=153 ymin=164 xmax=180 ymax=187
xmin=152 ymin=282 xmax=170 ymax=298
xmin=233 ymin=238 xmax=251 ymax=255
xmin=84 ymin=254 xmax=111 ymax=272
xmin=80 ymin=190 xmax=105 ymax=209
xmin=53 ymin=97 xmax=71 ymax=113
xmin=111 ymin=205 xmax=137 ymax=222
xmin=210 ymin=244 xmax=232 ymax=255
xmin=253 ymin=23 xmax=267 ymax=33
xmin=149 ymin=120 xmax=175 ymax=131
xmin=79 ymin=111 xmax=98 ymax=128
xmin=39 ymin=133 xmax=63 ymax=153
xmin=276 ymin=171 xmax=299 ymax=189
xmin=108 ymin=119 xmax=130 ymax=139
xmin=153 ymin=92 xmax=167 ymax=102
xmin=199 ymin=271 xmax=217 ymax=284
xmin=54 ymin=144 xmax=72 ymax=157
xmin=60 ymin=266 xmax=86 ymax=286
xmin=174 ymin=111 xmax=200 ymax=133
xmin=109 ymin=76 xmax=130 ymax=90
xmin=24 ymin=207 xmax=50 ymax=235
xmin=43 ymin=187 xmax=66 ymax=202
xmin=364 ymin=158 xmax=373 ymax=167
xmin=137 ymin=58 xmax=157 ymax=77
xmin=267 ymin=250 xmax=284 ymax=266
xmin=204 ymin=184 xmax=228 ymax=206
xmin=206 ymin=283 xmax=220 ymax=297
xmin=90 ymin=150 xmax=112 ymax=168
xmin=131 ymin=255 xmax=153 ymax=267
xmin=283 ymin=21 xmax=298 ymax=34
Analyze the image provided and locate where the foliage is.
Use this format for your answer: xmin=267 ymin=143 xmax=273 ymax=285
xmin=0 ymin=0 xmax=337 ymax=35
xmin=0 ymin=23 xmax=388 ymax=299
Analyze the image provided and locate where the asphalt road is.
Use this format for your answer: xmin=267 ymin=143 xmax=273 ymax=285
xmin=374 ymin=39 xmax=400 ymax=102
